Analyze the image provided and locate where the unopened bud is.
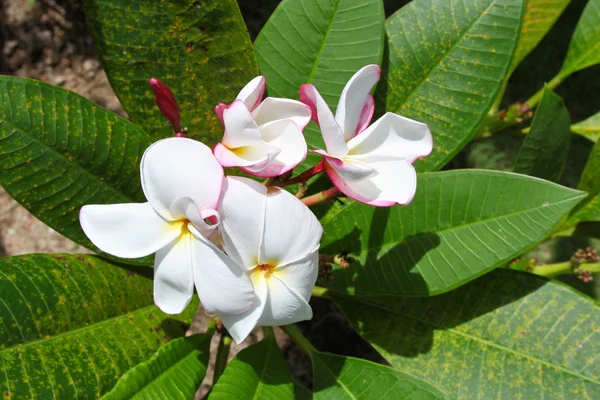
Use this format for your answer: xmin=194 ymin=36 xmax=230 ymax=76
xmin=149 ymin=78 xmax=181 ymax=134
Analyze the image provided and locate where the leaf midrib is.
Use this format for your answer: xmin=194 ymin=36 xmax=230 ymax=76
xmin=383 ymin=0 xmax=508 ymax=111
xmin=323 ymin=192 xmax=585 ymax=255
xmin=305 ymin=0 xmax=343 ymax=85
xmin=342 ymin=294 xmax=600 ymax=386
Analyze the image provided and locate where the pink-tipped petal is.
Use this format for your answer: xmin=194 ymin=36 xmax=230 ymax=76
xmin=335 ymin=65 xmax=380 ymax=140
xmin=221 ymin=99 xmax=263 ymax=148
xmin=300 ymin=84 xmax=348 ymax=159
xmin=213 ymin=141 xmax=280 ymax=170
xmin=325 ymin=155 xmax=376 ymax=181
xmin=325 ymin=158 xmax=416 ymax=207
xmin=141 ymin=138 xmax=224 ymax=219
xmin=215 ymin=103 xmax=227 ymax=126
xmin=252 ymin=97 xmax=312 ymax=130
xmin=236 ymin=76 xmax=266 ymax=111
xmin=243 ymin=120 xmax=307 ymax=178
xmin=347 ymin=112 xmax=433 ymax=163
xmin=355 ymin=95 xmax=375 ymax=137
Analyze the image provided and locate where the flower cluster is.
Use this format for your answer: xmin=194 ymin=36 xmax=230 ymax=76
xmin=79 ymin=65 xmax=432 ymax=343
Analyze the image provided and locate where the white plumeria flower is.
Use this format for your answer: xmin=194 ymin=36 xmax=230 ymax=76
xmin=215 ymin=176 xmax=323 ymax=343
xmin=300 ymin=65 xmax=433 ymax=206
xmin=214 ymin=76 xmax=312 ymax=178
xmin=80 ymin=138 xmax=254 ymax=316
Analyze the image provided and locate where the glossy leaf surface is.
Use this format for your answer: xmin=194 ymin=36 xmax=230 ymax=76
xmin=379 ymin=0 xmax=524 ymax=172
xmin=569 ymin=139 xmax=600 ymax=223
xmin=103 ymin=335 xmax=211 ymax=400
xmin=559 ymin=0 xmax=600 ymax=77
xmin=320 ymin=170 xmax=585 ymax=296
xmin=0 ymin=254 xmax=197 ymax=398
xmin=572 ymin=112 xmax=600 ymax=143
xmin=209 ymin=336 xmax=294 ymax=399
xmin=514 ymin=87 xmax=571 ymax=182
xmin=0 ymin=76 xmax=153 ymax=265
xmin=331 ymin=269 xmax=600 ymax=399
xmin=84 ymin=0 xmax=258 ymax=142
xmin=312 ymin=352 xmax=447 ymax=399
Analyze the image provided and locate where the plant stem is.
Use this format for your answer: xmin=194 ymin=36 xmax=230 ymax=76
xmin=312 ymin=286 xmax=329 ymax=298
xmin=531 ymin=262 xmax=600 ymax=278
xmin=262 ymin=326 xmax=274 ymax=340
xmin=525 ymin=73 xmax=566 ymax=108
xmin=301 ymin=187 xmax=340 ymax=206
xmin=213 ymin=333 xmax=232 ymax=385
xmin=280 ymin=324 xmax=316 ymax=355
xmin=278 ymin=160 xmax=325 ymax=187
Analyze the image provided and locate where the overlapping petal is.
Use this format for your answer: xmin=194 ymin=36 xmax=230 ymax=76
xmin=236 ymin=76 xmax=266 ymax=111
xmin=221 ymin=100 xmax=263 ymax=148
xmin=79 ymin=202 xmax=179 ymax=258
xmin=153 ymin=234 xmax=194 ymax=314
xmin=141 ymin=138 xmax=223 ymax=219
xmin=257 ymin=274 xmax=313 ymax=327
xmin=274 ymin=251 xmax=319 ymax=303
xmin=335 ymin=64 xmax=380 ymax=140
xmin=252 ymin=97 xmax=311 ymax=130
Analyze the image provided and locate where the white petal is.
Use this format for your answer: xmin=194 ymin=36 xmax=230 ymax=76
xmin=336 ymin=65 xmax=381 ymax=141
xmin=169 ymin=197 xmax=219 ymax=238
xmin=141 ymin=138 xmax=224 ymax=219
xmin=355 ymin=94 xmax=375 ymax=137
xmin=326 ymin=155 xmax=376 ymax=181
xmin=245 ymin=120 xmax=307 ymax=178
xmin=218 ymin=177 xmax=267 ymax=269
xmin=274 ymin=251 xmax=319 ymax=302
xmin=221 ymin=100 xmax=263 ymax=148
xmin=252 ymin=97 xmax=312 ymax=130
xmin=189 ymin=226 xmax=255 ymax=316
xmin=154 ymin=234 xmax=194 ymax=314
xmin=260 ymin=187 xmax=323 ymax=266
xmin=219 ymin=274 xmax=267 ymax=344
xmin=80 ymin=202 xmax=178 ymax=258
xmin=347 ymin=112 xmax=433 ymax=163
xmin=300 ymin=84 xmax=348 ymax=159
xmin=326 ymin=157 xmax=417 ymax=206
xmin=214 ymin=142 xmax=280 ymax=170
xmin=257 ymin=274 xmax=312 ymax=327
xmin=236 ymin=76 xmax=266 ymax=111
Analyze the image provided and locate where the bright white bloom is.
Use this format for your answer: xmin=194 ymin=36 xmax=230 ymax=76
xmin=214 ymin=76 xmax=312 ymax=178
xmin=215 ymin=176 xmax=323 ymax=343
xmin=80 ymin=138 xmax=254 ymax=316
xmin=301 ymin=65 xmax=433 ymax=206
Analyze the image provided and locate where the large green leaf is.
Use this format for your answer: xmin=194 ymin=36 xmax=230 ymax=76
xmin=319 ymin=170 xmax=585 ymax=296
xmin=514 ymin=87 xmax=571 ymax=182
xmin=568 ymin=139 xmax=600 ymax=224
xmin=0 ymin=76 xmax=153 ymax=265
xmin=209 ymin=336 xmax=294 ymax=399
xmin=84 ymin=0 xmax=258 ymax=142
xmin=558 ymin=0 xmax=600 ymax=78
xmin=572 ymin=111 xmax=600 ymax=143
xmin=510 ymin=0 xmax=570 ymax=72
xmin=103 ymin=335 xmax=212 ymax=399
xmin=254 ymin=0 xmax=385 ymax=166
xmin=331 ymin=268 xmax=600 ymax=399
xmin=312 ymin=352 xmax=447 ymax=399
xmin=379 ymin=0 xmax=524 ymax=172
xmin=0 ymin=254 xmax=197 ymax=399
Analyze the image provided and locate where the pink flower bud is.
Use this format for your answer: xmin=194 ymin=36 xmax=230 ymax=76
xmin=149 ymin=78 xmax=181 ymax=134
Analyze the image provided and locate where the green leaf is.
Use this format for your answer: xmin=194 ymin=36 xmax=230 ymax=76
xmin=293 ymin=379 xmax=312 ymax=400
xmin=559 ymin=0 xmax=600 ymax=78
xmin=319 ymin=170 xmax=585 ymax=296
xmin=312 ymin=352 xmax=447 ymax=399
xmin=83 ymin=0 xmax=258 ymax=142
xmin=572 ymin=111 xmax=600 ymax=143
xmin=379 ymin=0 xmax=524 ymax=172
xmin=514 ymin=87 xmax=571 ymax=182
xmin=330 ymin=268 xmax=600 ymax=399
xmin=0 ymin=254 xmax=197 ymax=399
xmin=568 ymin=139 xmax=600 ymax=223
xmin=254 ymin=0 xmax=385 ymax=165
xmin=0 ymin=76 xmax=153 ymax=265
xmin=209 ymin=336 xmax=294 ymax=399
xmin=103 ymin=335 xmax=212 ymax=399
xmin=510 ymin=0 xmax=570 ymax=72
